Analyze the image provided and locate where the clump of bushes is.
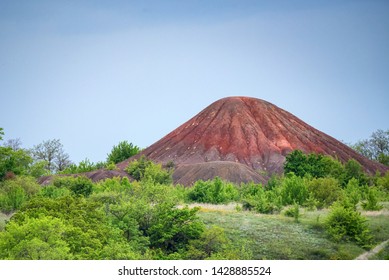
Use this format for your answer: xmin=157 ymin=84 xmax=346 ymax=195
xmin=52 ymin=176 xmax=94 ymax=197
xmin=0 ymin=176 xmax=40 ymax=213
xmin=125 ymin=156 xmax=172 ymax=185
xmin=187 ymin=177 xmax=239 ymax=204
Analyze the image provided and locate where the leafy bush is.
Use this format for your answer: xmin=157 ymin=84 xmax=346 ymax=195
xmin=240 ymin=182 xmax=282 ymax=214
xmin=0 ymin=215 xmax=72 ymax=259
xmin=0 ymin=147 xmax=33 ymax=180
xmin=187 ymin=177 xmax=239 ymax=204
xmin=325 ymin=203 xmax=372 ymax=248
xmin=343 ymin=178 xmax=362 ymax=209
xmin=1 ymin=196 xmax=141 ymax=260
xmin=126 ymin=156 xmax=172 ymax=185
xmin=377 ymin=171 xmax=389 ymax=192
xmin=0 ymin=186 xmax=26 ymax=214
xmin=280 ymin=173 xmax=309 ymax=206
xmin=52 ymin=176 xmax=93 ymax=197
xmin=362 ymin=187 xmax=383 ymax=211
xmin=147 ymin=205 xmax=204 ymax=253
xmin=283 ymin=203 xmax=300 ymax=223
xmin=344 ymin=159 xmax=368 ymax=185
xmin=0 ymin=176 xmax=40 ymax=213
xmin=307 ymin=177 xmax=343 ymax=209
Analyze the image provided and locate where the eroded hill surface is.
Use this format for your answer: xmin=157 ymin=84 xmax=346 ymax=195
xmin=115 ymin=96 xmax=387 ymax=185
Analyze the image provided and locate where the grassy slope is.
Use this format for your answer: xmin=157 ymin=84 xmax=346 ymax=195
xmin=197 ymin=203 xmax=389 ymax=260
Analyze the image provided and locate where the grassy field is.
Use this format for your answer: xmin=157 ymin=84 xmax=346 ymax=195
xmin=196 ymin=203 xmax=389 ymax=260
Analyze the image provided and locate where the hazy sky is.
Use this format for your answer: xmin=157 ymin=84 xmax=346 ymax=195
xmin=1 ymin=0 xmax=388 ymax=164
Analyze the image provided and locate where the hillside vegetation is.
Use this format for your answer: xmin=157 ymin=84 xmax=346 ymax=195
xmin=1 ymin=144 xmax=389 ymax=259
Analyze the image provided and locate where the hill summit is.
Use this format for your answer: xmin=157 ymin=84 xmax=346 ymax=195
xmin=117 ymin=96 xmax=387 ymax=185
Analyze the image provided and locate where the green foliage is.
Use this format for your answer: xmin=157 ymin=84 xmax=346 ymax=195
xmin=125 ymin=156 xmax=150 ymax=180
xmin=325 ymin=203 xmax=372 ymax=248
xmin=0 ymin=215 xmax=72 ymax=259
xmin=344 ymin=159 xmax=367 ymax=185
xmin=362 ymin=187 xmax=383 ymax=211
xmin=284 ymin=150 xmax=371 ymax=186
xmin=280 ymin=173 xmax=309 ymax=205
xmin=351 ymin=129 xmax=389 ymax=166
xmin=126 ymin=156 xmax=172 ymax=185
xmin=307 ymin=177 xmax=343 ymax=209
xmin=343 ymin=178 xmax=362 ymax=209
xmin=284 ymin=150 xmax=327 ymax=178
xmin=147 ymin=205 xmax=204 ymax=253
xmin=92 ymin=176 xmax=206 ymax=256
xmin=283 ymin=203 xmax=300 ymax=223
xmin=53 ymin=176 xmax=94 ymax=197
xmin=0 ymin=128 xmax=4 ymax=141
xmin=0 ymin=176 xmax=41 ymax=213
xmin=0 ymin=146 xmax=33 ymax=180
xmin=240 ymin=182 xmax=282 ymax=214
xmin=143 ymin=162 xmax=172 ymax=185
xmin=377 ymin=171 xmax=389 ymax=192
xmin=4 ymin=195 xmax=140 ymax=259
xmin=60 ymin=158 xmax=106 ymax=174
xmin=38 ymin=185 xmax=71 ymax=199
xmin=107 ymin=141 xmax=140 ymax=164
xmin=187 ymin=177 xmax=239 ymax=204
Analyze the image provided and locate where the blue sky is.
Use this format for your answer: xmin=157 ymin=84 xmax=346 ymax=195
xmin=1 ymin=0 xmax=388 ymax=164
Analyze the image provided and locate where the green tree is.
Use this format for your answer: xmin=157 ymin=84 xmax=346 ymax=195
xmin=351 ymin=129 xmax=389 ymax=166
xmin=0 ymin=215 xmax=72 ymax=259
xmin=344 ymin=159 xmax=367 ymax=184
xmin=0 ymin=146 xmax=33 ymax=180
xmin=307 ymin=177 xmax=343 ymax=209
xmin=284 ymin=150 xmax=330 ymax=178
xmin=107 ymin=141 xmax=140 ymax=164
xmin=280 ymin=173 xmax=309 ymax=205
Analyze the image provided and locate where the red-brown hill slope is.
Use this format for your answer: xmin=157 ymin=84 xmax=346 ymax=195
xmin=117 ymin=96 xmax=387 ymax=185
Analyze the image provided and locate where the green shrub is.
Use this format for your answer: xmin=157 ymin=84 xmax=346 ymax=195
xmin=283 ymin=203 xmax=300 ymax=222
xmin=280 ymin=173 xmax=309 ymax=206
xmin=307 ymin=177 xmax=343 ymax=209
xmin=362 ymin=187 xmax=383 ymax=211
xmin=125 ymin=156 xmax=151 ymax=181
xmin=52 ymin=176 xmax=93 ymax=197
xmin=126 ymin=156 xmax=172 ymax=185
xmin=188 ymin=177 xmax=239 ymax=204
xmin=377 ymin=171 xmax=389 ymax=192
xmin=343 ymin=178 xmax=362 ymax=209
xmin=0 ymin=186 xmax=26 ymax=213
xmin=0 ymin=176 xmax=40 ymax=213
xmin=325 ymin=203 xmax=372 ymax=248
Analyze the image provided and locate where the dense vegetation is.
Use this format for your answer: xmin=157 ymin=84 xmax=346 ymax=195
xmin=1 ymin=127 xmax=389 ymax=259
